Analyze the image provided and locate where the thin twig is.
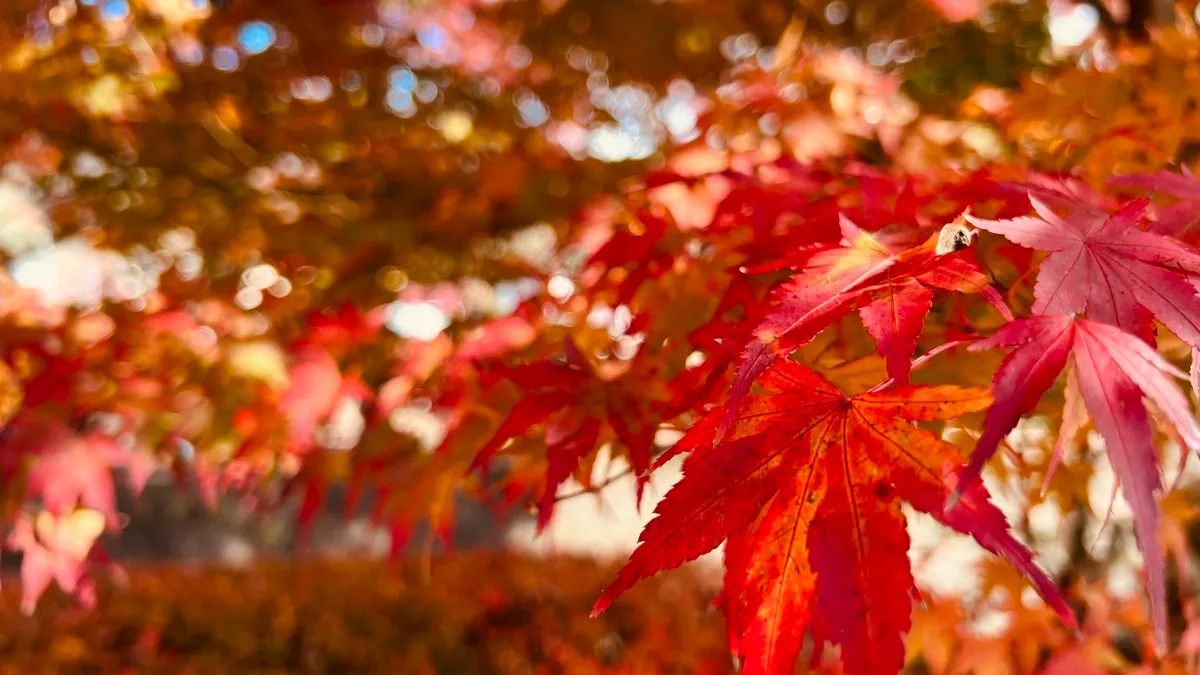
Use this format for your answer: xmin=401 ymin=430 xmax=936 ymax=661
xmin=553 ymin=465 xmax=636 ymax=504
xmin=867 ymin=338 xmax=977 ymax=393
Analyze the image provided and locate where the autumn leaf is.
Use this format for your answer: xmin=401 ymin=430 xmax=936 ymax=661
xmin=470 ymin=341 xmax=662 ymax=529
xmin=594 ymin=359 xmax=1073 ymax=675
xmin=583 ymin=209 xmax=675 ymax=305
xmin=0 ymin=415 xmax=155 ymax=529
xmin=452 ymin=316 xmax=537 ymax=362
xmin=965 ymin=195 xmax=1200 ymax=357
xmin=7 ymin=509 xmax=107 ymax=614
xmin=952 ymin=314 xmax=1200 ymax=651
xmin=1110 ymin=168 xmax=1200 ymax=238
xmin=280 ymin=346 xmax=344 ymax=454
xmin=719 ymin=215 xmax=1003 ymax=440
xmin=280 ymin=345 xmax=371 ymax=455
xmin=304 ymin=303 xmax=386 ymax=350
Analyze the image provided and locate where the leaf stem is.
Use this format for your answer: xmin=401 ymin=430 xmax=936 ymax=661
xmin=553 ymin=465 xmax=636 ymax=504
xmin=867 ymin=338 xmax=978 ymax=393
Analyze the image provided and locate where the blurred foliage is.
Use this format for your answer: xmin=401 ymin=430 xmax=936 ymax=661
xmin=1001 ymin=30 xmax=1200 ymax=178
xmin=902 ymin=3 xmax=1050 ymax=111
xmin=0 ymin=0 xmax=1083 ymax=576
xmin=0 ymin=554 xmax=733 ymax=674
xmin=0 ymin=551 xmax=1180 ymax=674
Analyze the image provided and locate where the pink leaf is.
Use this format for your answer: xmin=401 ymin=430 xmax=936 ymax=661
xmin=968 ymin=196 xmax=1200 ymax=351
xmin=954 ymin=314 xmax=1075 ymax=503
xmin=1071 ymin=329 xmax=1167 ymax=650
xmin=281 ymin=346 xmax=344 ymax=454
xmin=960 ymin=316 xmax=1200 ymax=651
xmin=8 ymin=510 xmax=106 ymax=614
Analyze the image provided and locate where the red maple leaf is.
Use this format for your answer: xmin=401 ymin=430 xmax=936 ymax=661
xmin=15 ymin=344 xmax=82 ymax=408
xmin=720 ymin=215 xmax=1006 ymax=440
xmin=593 ymin=360 xmax=1074 ymax=675
xmin=951 ymin=315 xmax=1200 ymax=651
xmin=304 ymin=302 xmax=385 ymax=348
xmin=583 ymin=208 xmax=675 ymax=306
xmin=965 ymin=195 xmax=1200 ymax=352
xmin=471 ymin=340 xmax=662 ymax=531
xmin=1110 ymin=167 xmax=1200 ymax=240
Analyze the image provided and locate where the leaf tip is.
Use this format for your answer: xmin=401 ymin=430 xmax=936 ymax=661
xmin=589 ymin=599 xmax=610 ymax=618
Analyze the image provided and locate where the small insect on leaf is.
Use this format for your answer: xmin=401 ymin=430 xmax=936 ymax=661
xmin=935 ymin=215 xmax=977 ymax=255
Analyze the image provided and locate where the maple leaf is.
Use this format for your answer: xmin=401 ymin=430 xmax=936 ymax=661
xmin=964 ymin=195 xmax=1200 ymax=353
xmin=7 ymin=509 xmax=106 ymax=614
xmin=1 ymin=415 xmax=155 ymax=529
xmin=304 ymin=303 xmax=386 ymax=349
xmin=1110 ymin=168 xmax=1200 ymax=238
xmin=452 ymin=316 xmax=537 ymax=362
xmin=593 ymin=360 xmax=1073 ymax=675
xmin=719 ymin=215 xmax=1005 ymax=440
xmin=280 ymin=345 xmax=371 ymax=455
xmin=26 ymin=435 xmax=132 ymax=527
xmin=470 ymin=341 xmax=662 ymax=530
xmin=16 ymin=344 xmax=82 ymax=408
xmin=951 ymin=315 xmax=1200 ymax=651
xmin=583 ymin=209 xmax=675 ymax=305
xmin=280 ymin=346 xmax=344 ymax=454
